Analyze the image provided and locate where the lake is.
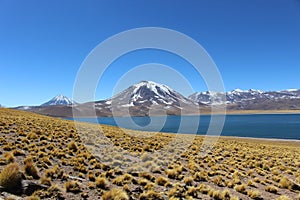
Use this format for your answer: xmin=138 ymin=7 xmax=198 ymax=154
xmin=66 ymin=114 xmax=300 ymax=140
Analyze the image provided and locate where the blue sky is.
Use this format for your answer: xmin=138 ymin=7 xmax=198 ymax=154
xmin=0 ymin=0 xmax=299 ymax=106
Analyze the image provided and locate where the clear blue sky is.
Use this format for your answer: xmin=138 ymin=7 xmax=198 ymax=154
xmin=0 ymin=0 xmax=299 ymax=106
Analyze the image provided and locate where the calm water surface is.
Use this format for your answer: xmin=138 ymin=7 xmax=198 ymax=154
xmin=66 ymin=114 xmax=300 ymax=140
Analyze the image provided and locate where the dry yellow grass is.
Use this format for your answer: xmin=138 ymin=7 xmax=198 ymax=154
xmin=0 ymin=108 xmax=299 ymax=199
xmin=64 ymin=181 xmax=81 ymax=193
xmin=102 ymin=188 xmax=129 ymax=200
xmin=95 ymin=176 xmax=108 ymax=189
xmin=0 ymin=162 xmax=22 ymax=193
xmin=24 ymin=160 xmax=40 ymax=179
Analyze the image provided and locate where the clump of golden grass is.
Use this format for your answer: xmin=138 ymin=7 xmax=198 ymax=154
xmin=65 ymin=181 xmax=81 ymax=193
xmin=40 ymin=175 xmax=51 ymax=186
xmin=193 ymin=170 xmax=208 ymax=182
xmin=234 ymin=183 xmax=247 ymax=194
xmin=112 ymin=173 xmax=134 ymax=186
xmin=88 ymin=171 xmax=95 ymax=181
xmin=156 ymin=175 xmax=168 ymax=186
xmin=24 ymin=159 xmax=39 ymax=179
xmin=265 ymin=185 xmax=278 ymax=193
xmin=168 ymin=184 xmax=185 ymax=198
xmin=88 ymin=182 xmax=96 ymax=189
xmin=212 ymin=175 xmax=225 ymax=187
xmin=68 ymin=141 xmax=78 ymax=152
xmin=198 ymin=183 xmax=211 ymax=194
xmin=276 ymin=195 xmax=292 ymax=200
xmin=13 ymin=149 xmax=25 ymax=156
xmin=95 ymin=176 xmax=108 ymax=189
xmin=183 ymin=176 xmax=194 ymax=186
xmin=144 ymin=182 xmax=155 ymax=190
xmin=230 ymin=196 xmax=240 ymax=200
xmin=0 ymin=163 xmax=22 ymax=193
xmin=208 ymin=188 xmax=222 ymax=199
xmin=253 ymin=177 xmax=260 ymax=183
xmin=165 ymin=168 xmax=178 ymax=179
xmin=139 ymin=172 xmax=155 ymax=182
xmin=279 ymin=176 xmax=294 ymax=190
xmin=3 ymin=152 xmax=15 ymax=163
xmin=46 ymin=184 xmax=64 ymax=199
xmin=247 ymin=189 xmax=260 ymax=199
xmin=221 ymin=189 xmax=231 ymax=199
xmin=186 ymin=186 xmax=198 ymax=197
xmin=27 ymin=132 xmax=38 ymax=140
xmin=139 ymin=190 xmax=163 ymax=200
xmin=102 ymin=188 xmax=129 ymax=200
xmin=247 ymin=180 xmax=257 ymax=187
xmin=138 ymin=178 xmax=149 ymax=187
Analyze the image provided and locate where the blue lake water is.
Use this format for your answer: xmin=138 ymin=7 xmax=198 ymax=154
xmin=66 ymin=114 xmax=300 ymax=140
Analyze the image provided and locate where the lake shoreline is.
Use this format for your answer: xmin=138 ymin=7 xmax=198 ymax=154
xmin=66 ymin=112 xmax=300 ymax=143
xmin=68 ymin=109 xmax=300 ymax=118
xmin=199 ymin=109 xmax=300 ymax=115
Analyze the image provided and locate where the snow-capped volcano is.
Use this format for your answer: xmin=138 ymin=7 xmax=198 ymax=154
xmin=109 ymin=81 xmax=196 ymax=107
xmin=41 ymin=95 xmax=76 ymax=106
xmin=93 ymin=81 xmax=200 ymax=116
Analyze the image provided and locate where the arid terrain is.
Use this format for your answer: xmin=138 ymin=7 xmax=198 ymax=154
xmin=0 ymin=108 xmax=299 ymax=200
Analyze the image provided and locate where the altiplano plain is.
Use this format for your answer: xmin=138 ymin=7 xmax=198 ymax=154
xmin=0 ymin=108 xmax=299 ymax=199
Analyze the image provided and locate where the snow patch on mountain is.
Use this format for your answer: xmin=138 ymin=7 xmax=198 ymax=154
xmin=41 ymin=95 xmax=76 ymax=106
xmin=95 ymin=81 xmax=198 ymax=111
xmin=189 ymin=89 xmax=300 ymax=105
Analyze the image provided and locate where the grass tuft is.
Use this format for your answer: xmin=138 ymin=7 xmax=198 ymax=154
xmin=234 ymin=183 xmax=247 ymax=194
xmin=24 ymin=160 xmax=40 ymax=179
xmin=102 ymin=188 xmax=129 ymax=200
xmin=95 ymin=176 xmax=108 ymax=189
xmin=265 ymin=185 xmax=278 ymax=193
xmin=156 ymin=175 xmax=168 ymax=186
xmin=276 ymin=195 xmax=292 ymax=200
xmin=65 ymin=180 xmax=81 ymax=193
xmin=247 ymin=189 xmax=260 ymax=199
xmin=279 ymin=176 xmax=293 ymax=189
xmin=0 ymin=163 xmax=22 ymax=193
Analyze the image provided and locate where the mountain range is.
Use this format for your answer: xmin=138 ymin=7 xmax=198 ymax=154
xmin=13 ymin=81 xmax=300 ymax=117
xmin=189 ymin=89 xmax=300 ymax=110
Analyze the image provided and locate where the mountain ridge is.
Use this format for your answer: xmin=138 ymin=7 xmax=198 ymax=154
xmin=189 ymin=89 xmax=300 ymax=105
xmin=13 ymin=81 xmax=300 ymax=117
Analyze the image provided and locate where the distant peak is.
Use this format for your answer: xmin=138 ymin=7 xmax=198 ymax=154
xmin=139 ymin=80 xmax=150 ymax=83
xmin=41 ymin=94 xmax=76 ymax=106
xmin=232 ymin=88 xmax=244 ymax=93
xmin=53 ymin=94 xmax=66 ymax=98
xmin=137 ymin=80 xmax=161 ymax=85
xmin=286 ymin=89 xmax=298 ymax=92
